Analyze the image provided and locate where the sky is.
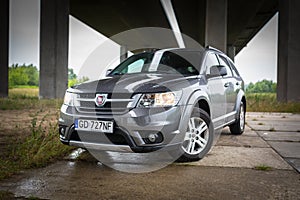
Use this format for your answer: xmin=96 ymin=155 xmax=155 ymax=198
xmin=9 ymin=0 xmax=278 ymax=84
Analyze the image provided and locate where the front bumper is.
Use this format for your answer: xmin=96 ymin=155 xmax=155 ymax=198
xmin=59 ymin=105 xmax=191 ymax=153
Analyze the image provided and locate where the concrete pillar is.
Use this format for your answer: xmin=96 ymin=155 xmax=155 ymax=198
xmin=40 ymin=0 xmax=69 ymax=99
xmin=277 ymin=0 xmax=300 ymax=102
xmin=205 ymin=0 xmax=227 ymax=53
xmin=227 ymin=45 xmax=236 ymax=62
xmin=0 ymin=0 xmax=9 ymax=98
xmin=120 ymin=46 xmax=128 ymax=62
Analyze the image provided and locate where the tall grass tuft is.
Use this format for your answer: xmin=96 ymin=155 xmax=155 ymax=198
xmin=0 ymin=111 xmax=73 ymax=180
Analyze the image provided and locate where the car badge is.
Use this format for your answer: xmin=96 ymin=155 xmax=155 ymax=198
xmin=95 ymin=94 xmax=107 ymax=107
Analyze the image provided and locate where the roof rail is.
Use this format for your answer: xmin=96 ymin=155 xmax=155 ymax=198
xmin=205 ymin=46 xmax=223 ymax=53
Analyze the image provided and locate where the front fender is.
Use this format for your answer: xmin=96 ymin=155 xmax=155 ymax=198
xmin=176 ymin=90 xmax=212 ymax=142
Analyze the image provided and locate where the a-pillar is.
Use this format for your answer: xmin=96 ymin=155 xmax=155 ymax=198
xmin=40 ymin=0 xmax=69 ymax=99
xmin=277 ymin=0 xmax=300 ymax=102
xmin=0 ymin=0 xmax=9 ymax=97
xmin=205 ymin=0 xmax=227 ymax=53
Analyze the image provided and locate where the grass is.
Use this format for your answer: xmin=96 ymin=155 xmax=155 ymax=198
xmin=254 ymin=164 xmax=273 ymax=171
xmin=0 ymin=191 xmax=15 ymax=199
xmin=0 ymin=88 xmax=73 ymax=180
xmin=0 ymin=88 xmax=63 ymax=110
xmin=246 ymin=93 xmax=300 ymax=113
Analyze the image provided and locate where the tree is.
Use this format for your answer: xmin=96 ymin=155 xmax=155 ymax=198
xmin=246 ymin=79 xmax=277 ymax=93
xmin=9 ymin=64 xmax=39 ymax=87
xmin=68 ymin=68 xmax=77 ymax=80
xmin=68 ymin=68 xmax=89 ymax=87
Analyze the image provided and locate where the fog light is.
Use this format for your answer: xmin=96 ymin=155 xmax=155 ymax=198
xmin=60 ymin=127 xmax=65 ymax=135
xmin=148 ymin=133 xmax=158 ymax=143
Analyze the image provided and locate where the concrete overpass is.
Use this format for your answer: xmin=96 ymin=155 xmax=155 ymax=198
xmin=0 ymin=0 xmax=299 ymax=101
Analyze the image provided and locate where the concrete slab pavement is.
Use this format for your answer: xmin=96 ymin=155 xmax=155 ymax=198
xmin=247 ymin=112 xmax=300 ymax=173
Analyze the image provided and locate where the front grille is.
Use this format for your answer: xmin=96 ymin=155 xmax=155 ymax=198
xmin=75 ymin=93 xmax=140 ymax=115
xmin=80 ymin=101 xmax=95 ymax=108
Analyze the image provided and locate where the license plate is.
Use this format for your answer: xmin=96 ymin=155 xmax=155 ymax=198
xmin=75 ymin=119 xmax=113 ymax=133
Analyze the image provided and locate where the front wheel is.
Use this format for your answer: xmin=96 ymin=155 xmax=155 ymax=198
xmin=176 ymin=108 xmax=214 ymax=162
xmin=229 ymin=102 xmax=245 ymax=135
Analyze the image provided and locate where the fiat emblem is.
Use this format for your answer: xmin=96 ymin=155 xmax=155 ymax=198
xmin=95 ymin=94 xmax=107 ymax=107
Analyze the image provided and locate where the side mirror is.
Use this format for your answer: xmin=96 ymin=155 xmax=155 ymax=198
xmin=106 ymin=69 xmax=113 ymax=76
xmin=208 ymin=65 xmax=227 ymax=78
xmin=219 ymin=66 xmax=227 ymax=77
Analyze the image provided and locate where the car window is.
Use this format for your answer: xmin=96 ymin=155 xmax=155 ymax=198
xmin=217 ymin=55 xmax=233 ymax=77
xmin=126 ymin=59 xmax=144 ymax=73
xmin=158 ymin=51 xmax=199 ymax=75
xmin=205 ymin=53 xmax=220 ymax=76
xmin=228 ymin=60 xmax=240 ymax=78
xmin=110 ymin=52 xmax=154 ymax=75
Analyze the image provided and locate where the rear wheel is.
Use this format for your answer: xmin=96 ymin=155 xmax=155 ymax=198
xmin=176 ymin=108 xmax=214 ymax=162
xmin=229 ymin=102 xmax=245 ymax=135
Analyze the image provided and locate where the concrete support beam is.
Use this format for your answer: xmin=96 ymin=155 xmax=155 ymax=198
xmin=205 ymin=0 xmax=227 ymax=53
xmin=0 ymin=0 xmax=9 ymax=98
xmin=227 ymin=45 xmax=236 ymax=62
xmin=120 ymin=46 xmax=128 ymax=63
xmin=40 ymin=0 xmax=69 ymax=99
xmin=277 ymin=0 xmax=300 ymax=102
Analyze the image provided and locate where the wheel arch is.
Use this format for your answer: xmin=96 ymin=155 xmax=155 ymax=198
xmin=178 ymin=90 xmax=212 ymax=138
xmin=186 ymin=90 xmax=211 ymax=116
xmin=235 ymin=90 xmax=246 ymax=114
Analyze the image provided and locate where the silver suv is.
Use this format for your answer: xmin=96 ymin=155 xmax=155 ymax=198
xmin=59 ymin=47 xmax=246 ymax=162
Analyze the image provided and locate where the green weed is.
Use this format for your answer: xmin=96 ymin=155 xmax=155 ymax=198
xmin=254 ymin=164 xmax=273 ymax=171
xmin=269 ymin=127 xmax=276 ymax=132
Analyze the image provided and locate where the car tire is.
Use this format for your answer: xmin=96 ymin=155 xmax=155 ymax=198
xmin=229 ymin=101 xmax=245 ymax=135
xmin=175 ymin=107 xmax=214 ymax=162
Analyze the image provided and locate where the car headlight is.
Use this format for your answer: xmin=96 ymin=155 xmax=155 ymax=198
xmin=63 ymin=92 xmax=76 ymax=106
xmin=138 ymin=91 xmax=182 ymax=107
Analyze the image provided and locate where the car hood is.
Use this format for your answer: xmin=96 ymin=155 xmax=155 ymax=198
xmin=71 ymin=73 xmax=199 ymax=94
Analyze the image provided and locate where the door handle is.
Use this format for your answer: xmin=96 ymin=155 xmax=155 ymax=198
xmin=224 ymin=82 xmax=230 ymax=87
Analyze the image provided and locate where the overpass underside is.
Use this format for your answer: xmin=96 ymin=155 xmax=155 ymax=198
xmin=0 ymin=0 xmax=299 ymax=102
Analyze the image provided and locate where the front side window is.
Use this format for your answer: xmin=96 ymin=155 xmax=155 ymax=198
xmin=218 ymin=55 xmax=233 ymax=77
xmin=205 ymin=53 xmax=220 ymax=76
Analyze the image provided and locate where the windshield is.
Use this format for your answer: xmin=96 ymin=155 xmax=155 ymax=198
xmin=109 ymin=50 xmax=203 ymax=76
